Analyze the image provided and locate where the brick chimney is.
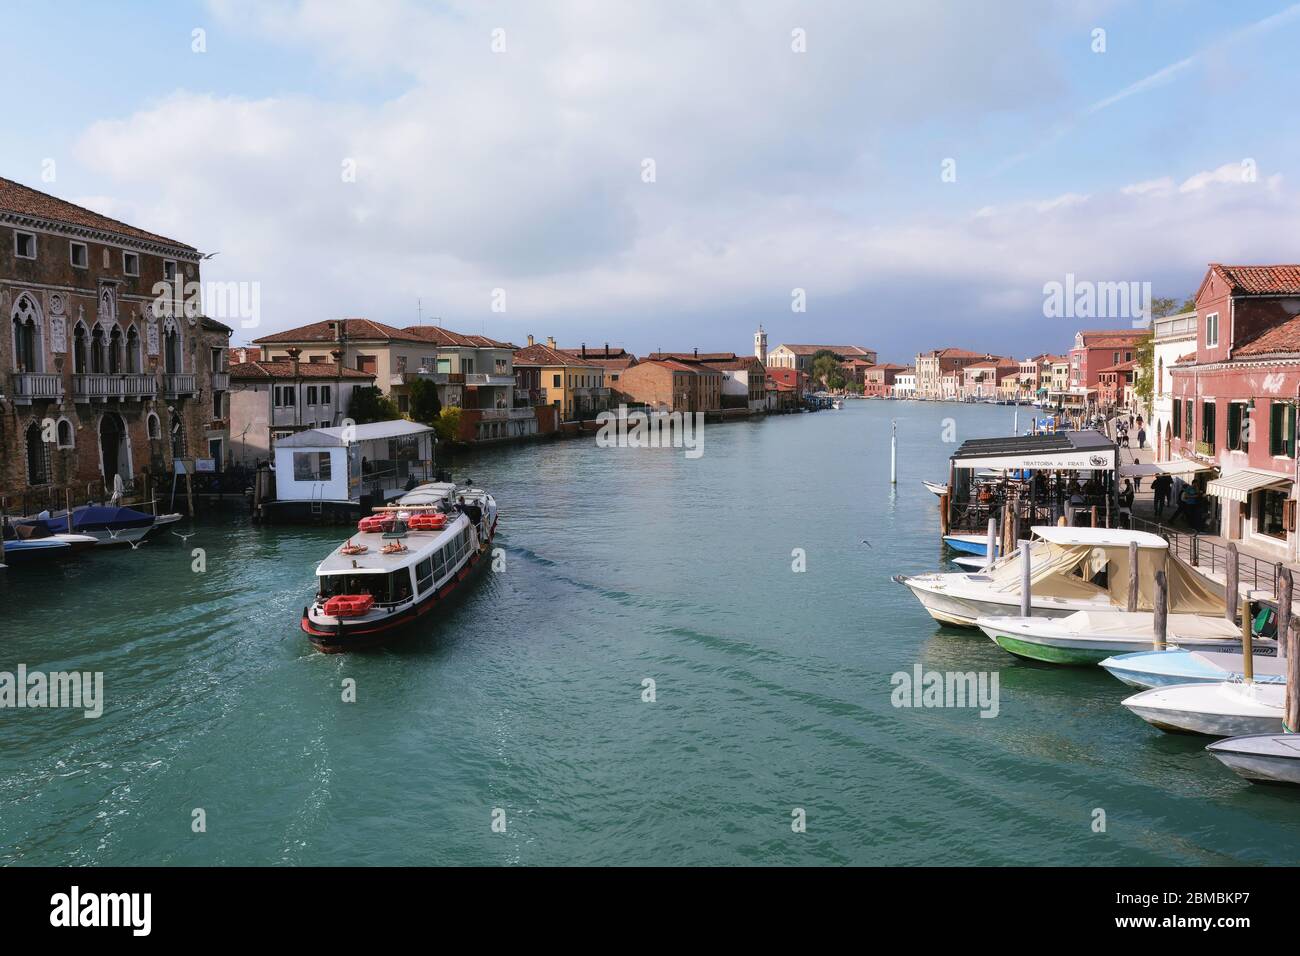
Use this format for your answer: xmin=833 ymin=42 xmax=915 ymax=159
xmin=581 ymin=343 xmax=587 ymax=357
xmin=527 ymin=334 xmax=535 ymax=347
xmin=604 ymin=342 xmax=609 ymax=358
xmin=287 ymin=346 xmax=301 ymax=376
xmin=693 ymin=347 xmax=698 ymax=358
xmin=546 ymin=336 xmax=556 ymax=349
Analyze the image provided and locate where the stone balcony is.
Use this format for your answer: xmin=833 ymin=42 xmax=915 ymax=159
xmin=163 ymin=373 xmax=198 ymax=398
xmin=211 ymin=371 xmax=230 ymax=391
xmin=73 ymin=372 xmax=157 ymax=403
xmin=10 ymin=372 xmax=63 ymax=404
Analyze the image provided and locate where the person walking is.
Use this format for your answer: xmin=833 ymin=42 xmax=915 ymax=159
xmin=1137 ymin=426 xmax=1146 ymax=449
xmin=1152 ymin=473 xmax=1172 ymax=516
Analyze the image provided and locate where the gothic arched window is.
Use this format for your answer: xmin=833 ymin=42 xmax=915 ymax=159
xmin=11 ymin=295 xmax=41 ymax=373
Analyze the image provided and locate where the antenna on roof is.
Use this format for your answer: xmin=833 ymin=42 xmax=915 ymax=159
xmin=417 ymin=297 xmax=422 ymax=325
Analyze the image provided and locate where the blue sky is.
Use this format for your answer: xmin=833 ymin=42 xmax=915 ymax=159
xmin=4 ymin=0 xmax=1300 ymax=361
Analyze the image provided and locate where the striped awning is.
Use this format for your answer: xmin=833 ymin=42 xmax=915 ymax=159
xmin=1205 ymin=469 xmax=1291 ymax=503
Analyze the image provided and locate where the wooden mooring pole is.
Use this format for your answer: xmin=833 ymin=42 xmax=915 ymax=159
xmin=1153 ymin=569 xmax=1168 ymax=651
xmin=1225 ymin=542 xmax=1239 ymax=625
xmin=1019 ymin=538 xmax=1032 ymax=617
xmin=1289 ymin=612 xmax=1300 ymax=734
xmin=984 ymin=516 xmax=997 ymax=571
xmin=1241 ymin=589 xmax=1254 ymax=683
xmin=1278 ymin=568 xmax=1292 ymax=669
xmin=1127 ymin=541 xmax=1139 ymax=612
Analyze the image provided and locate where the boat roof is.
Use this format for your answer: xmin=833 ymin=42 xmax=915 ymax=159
xmin=1030 ymin=526 xmax=1168 ymax=549
xmin=316 ymin=514 xmax=467 ymax=576
xmin=950 ymin=430 xmax=1117 ymax=471
xmin=275 ymin=419 xmax=433 ymax=448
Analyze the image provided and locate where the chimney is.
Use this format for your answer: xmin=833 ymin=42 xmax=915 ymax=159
xmin=693 ymin=347 xmax=698 ymax=358
xmin=547 ymin=336 xmax=556 ymax=349
xmin=287 ymin=346 xmax=301 ymax=376
xmin=604 ymin=342 xmax=609 ymax=358
xmin=527 ymin=334 xmax=535 ymax=347
xmin=581 ymin=342 xmax=587 ymax=357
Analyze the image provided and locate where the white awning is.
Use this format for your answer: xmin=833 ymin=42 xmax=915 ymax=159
xmin=1118 ymin=457 xmax=1215 ymax=478
xmin=1205 ymin=469 xmax=1291 ymax=503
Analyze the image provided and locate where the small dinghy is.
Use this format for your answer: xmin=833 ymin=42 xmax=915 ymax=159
xmin=977 ymin=610 xmax=1269 ymax=666
xmin=1100 ymin=648 xmax=1286 ymax=689
xmin=1121 ymin=681 xmax=1285 ymax=737
xmin=941 ymin=533 xmax=994 ymax=556
xmin=922 ymin=480 xmax=949 ymax=497
xmin=1207 ymin=734 xmax=1300 ymax=786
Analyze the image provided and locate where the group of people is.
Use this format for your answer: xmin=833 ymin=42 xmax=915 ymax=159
xmin=1117 ymin=471 xmax=1206 ymax=531
xmin=1115 ymin=414 xmax=1146 ymax=450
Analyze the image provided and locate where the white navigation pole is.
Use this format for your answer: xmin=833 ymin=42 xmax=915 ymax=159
xmin=890 ymin=420 xmax=897 ymax=484
xmin=1014 ymin=408 xmax=1019 ymax=436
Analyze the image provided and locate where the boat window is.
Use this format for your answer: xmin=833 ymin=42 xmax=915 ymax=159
xmin=432 ymin=547 xmax=447 ymax=582
xmin=391 ymin=570 xmax=413 ymax=604
xmin=416 ymin=557 xmax=434 ymax=593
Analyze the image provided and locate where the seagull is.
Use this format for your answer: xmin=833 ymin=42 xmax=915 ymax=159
xmin=860 ymin=540 xmax=872 ymax=547
xmin=171 ymin=530 xmax=198 ymax=544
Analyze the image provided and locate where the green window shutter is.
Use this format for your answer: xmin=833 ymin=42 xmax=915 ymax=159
xmin=1289 ymin=405 xmax=1297 ymax=459
xmin=1272 ymin=404 xmax=1283 ymax=456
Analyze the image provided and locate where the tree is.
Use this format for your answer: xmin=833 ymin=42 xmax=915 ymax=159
xmin=433 ymin=406 xmax=463 ymax=443
xmin=810 ymin=349 xmax=847 ymax=390
xmin=1152 ymin=294 xmax=1196 ymax=319
xmin=347 ymin=385 xmax=399 ymax=424
xmin=407 ymin=377 xmax=442 ymax=427
xmin=1133 ymin=329 xmax=1155 ymax=408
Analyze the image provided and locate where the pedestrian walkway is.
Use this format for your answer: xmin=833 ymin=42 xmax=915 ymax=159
xmin=1110 ymin=421 xmax=1298 ymax=600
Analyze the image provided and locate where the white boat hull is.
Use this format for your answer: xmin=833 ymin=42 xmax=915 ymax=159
xmin=1207 ymin=735 xmax=1300 ymax=785
xmin=1122 ymin=682 xmax=1285 ymax=737
xmin=897 ymin=575 xmax=1098 ymax=628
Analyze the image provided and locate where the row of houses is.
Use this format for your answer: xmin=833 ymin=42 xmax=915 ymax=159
xmin=0 ymin=176 xmax=888 ymax=502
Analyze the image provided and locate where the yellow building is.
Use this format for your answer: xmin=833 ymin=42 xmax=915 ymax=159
xmin=512 ymin=337 xmax=610 ymax=419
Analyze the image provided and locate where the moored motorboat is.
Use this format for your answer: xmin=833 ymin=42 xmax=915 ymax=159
xmin=1121 ymin=681 xmax=1285 ymax=737
xmin=0 ymin=521 xmax=97 ymax=563
xmin=1207 ymin=734 xmax=1300 ymax=785
xmin=921 ymin=480 xmax=949 ymax=497
xmin=897 ymin=527 xmax=1216 ymax=628
xmin=301 ymin=482 xmax=498 ymax=652
xmin=1100 ymin=648 xmax=1286 ymax=689
xmin=976 ymin=611 xmax=1271 ymax=666
xmin=17 ymin=505 xmax=182 ymax=546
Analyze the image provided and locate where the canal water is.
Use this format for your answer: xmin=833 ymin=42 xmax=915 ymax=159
xmin=3 ymin=400 xmax=1298 ymax=866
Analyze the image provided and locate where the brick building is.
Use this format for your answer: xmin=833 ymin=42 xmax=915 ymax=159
xmin=1 ymin=176 xmax=229 ymax=503
xmin=616 ymin=359 xmax=722 ymax=412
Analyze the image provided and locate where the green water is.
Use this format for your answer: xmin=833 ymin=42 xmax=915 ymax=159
xmin=2 ymin=401 xmax=1298 ymax=866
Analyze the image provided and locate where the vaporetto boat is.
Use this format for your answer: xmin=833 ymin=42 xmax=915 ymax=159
xmin=301 ymin=482 xmax=498 ymax=652
xmin=895 ymin=527 xmax=1217 ymax=628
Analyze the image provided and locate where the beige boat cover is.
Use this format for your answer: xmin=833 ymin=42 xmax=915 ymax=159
xmin=986 ymin=542 xmax=1224 ymax=613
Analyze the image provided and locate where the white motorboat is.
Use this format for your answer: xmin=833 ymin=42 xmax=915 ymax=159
xmin=1101 ymin=648 xmax=1286 ymax=689
xmin=922 ymin=480 xmax=949 ymax=496
xmin=301 ymin=482 xmax=498 ymax=652
xmin=17 ymin=505 xmax=182 ymax=546
xmin=977 ymin=610 xmax=1267 ymax=666
xmin=1121 ymin=681 xmax=1285 ymax=737
xmin=896 ymin=526 xmax=1218 ymax=628
xmin=1207 ymin=734 xmax=1300 ymax=785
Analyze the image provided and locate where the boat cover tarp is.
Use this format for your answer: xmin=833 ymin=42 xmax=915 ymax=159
xmin=26 ymin=506 xmax=155 ymax=534
xmin=986 ymin=543 xmax=1224 ymax=612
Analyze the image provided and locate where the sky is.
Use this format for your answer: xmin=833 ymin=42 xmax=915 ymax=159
xmin=4 ymin=0 xmax=1300 ymax=362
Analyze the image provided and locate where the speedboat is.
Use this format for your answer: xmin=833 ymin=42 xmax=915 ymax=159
xmin=1207 ymin=734 xmax=1300 ymax=785
xmin=1100 ymin=648 xmax=1286 ymax=689
xmin=17 ymin=505 xmax=182 ymax=546
xmin=301 ymin=482 xmax=498 ymax=652
xmin=921 ymin=480 xmax=949 ymax=497
xmin=1121 ymin=681 xmax=1285 ymax=737
xmin=1 ymin=521 xmax=97 ymax=563
xmin=976 ymin=610 xmax=1269 ymax=666
xmin=897 ymin=527 xmax=1216 ymax=628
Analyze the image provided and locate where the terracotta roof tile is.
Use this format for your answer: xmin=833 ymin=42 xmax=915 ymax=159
xmin=253 ymin=318 xmax=425 ymax=345
xmin=1211 ymin=263 xmax=1300 ymax=296
xmin=228 ymin=361 xmax=376 ymax=381
xmin=1234 ymin=315 xmax=1300 ymax=357
xmin=0 ymin=176 xmax=195 ymax=250
xmin=400 ymin=325 xmax=515 ymax=348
